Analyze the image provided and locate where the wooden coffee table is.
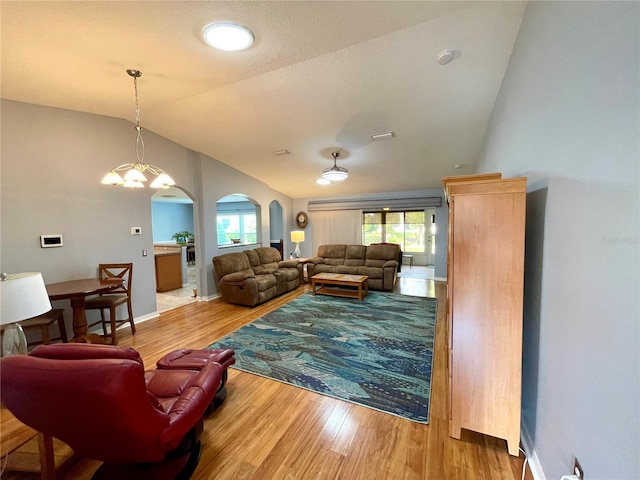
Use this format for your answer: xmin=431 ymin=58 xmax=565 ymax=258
xmin=311 ymin=273 xmax=369 ymax=300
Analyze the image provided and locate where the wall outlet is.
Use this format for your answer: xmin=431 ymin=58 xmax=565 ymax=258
xmin=574 ymin=458 xmax=584 ymax=479
xmin=131 ymin=227 xmax=142 ymax=235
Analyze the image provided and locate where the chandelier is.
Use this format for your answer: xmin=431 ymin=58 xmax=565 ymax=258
xmin=322 ymin=151 xmax=348 ymax=182
xmin=101 ymin=69 xmax=175 ymax=189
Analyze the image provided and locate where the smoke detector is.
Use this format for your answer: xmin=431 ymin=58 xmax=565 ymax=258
xmin=437 ymin=49 xmax=456 ymax=65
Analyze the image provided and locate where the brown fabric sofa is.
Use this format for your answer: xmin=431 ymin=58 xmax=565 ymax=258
xmin=306 ymin=244 xmax=400 ymax=291
xmin=212 ymin=247 xmax=303 ymax=307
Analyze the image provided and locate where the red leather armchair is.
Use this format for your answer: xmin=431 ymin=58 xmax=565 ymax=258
xmin=0 ymin=343 xmax=224 ymax=480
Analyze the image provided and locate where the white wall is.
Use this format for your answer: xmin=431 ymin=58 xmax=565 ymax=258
xmin=476 ymin=2 xmax=639 ymax=478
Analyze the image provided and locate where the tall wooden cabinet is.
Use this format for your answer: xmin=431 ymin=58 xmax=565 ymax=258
xmin=442 ymin=173 xmax=526 ymax=456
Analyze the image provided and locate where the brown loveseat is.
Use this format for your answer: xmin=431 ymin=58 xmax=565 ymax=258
xmin=213 ymin=247 xmax=303 ymax=307
xmin=306 ymin=244 xmax=401 ymax=291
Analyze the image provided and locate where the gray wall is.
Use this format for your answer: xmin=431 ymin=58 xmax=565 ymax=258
xmin=151 ymin=202 xmax=194 ymax=241
xmin=476 ymin=2 xmax=639 ymax=479
xmin=0 ymin=99 xmax=296 ymax=329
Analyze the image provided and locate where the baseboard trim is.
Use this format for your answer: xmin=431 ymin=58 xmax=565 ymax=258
xmin=521 ymin=422 xmax=546 ymax=480
xmin=135 ymin=311 xmax=160 ymax=324
xmin=199 ymin=293 xmax=220 ymax=302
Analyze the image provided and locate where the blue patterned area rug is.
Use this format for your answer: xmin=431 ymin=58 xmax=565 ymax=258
xmin=208 ymin=292 xmax=436 ymax=423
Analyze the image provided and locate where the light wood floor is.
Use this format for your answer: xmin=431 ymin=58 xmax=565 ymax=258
xmin=2 ymin=277 xmax=532 ymax=480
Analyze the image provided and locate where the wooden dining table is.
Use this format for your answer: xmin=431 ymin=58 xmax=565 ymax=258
xmin=46 ymin=277 xmax=124 ymax=344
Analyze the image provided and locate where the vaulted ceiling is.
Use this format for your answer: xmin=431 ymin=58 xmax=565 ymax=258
xmin=1 ymin=1 xmax=527 ymax=198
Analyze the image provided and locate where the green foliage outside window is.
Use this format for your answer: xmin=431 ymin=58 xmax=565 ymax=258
xmin=362 ymin=210 xmax=426 ymax=252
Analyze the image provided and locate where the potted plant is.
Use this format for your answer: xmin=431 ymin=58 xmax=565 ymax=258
xmin=171 ymin=231 xmax=193 ymax=244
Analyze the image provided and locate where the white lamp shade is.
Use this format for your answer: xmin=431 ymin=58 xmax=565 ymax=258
xmin=291 ymin=231 xmax=305 ymax=243
xmin=101 ymin=171 xmax=125 ymax=185
xmin=1 ymin=272 xmax=52 ymax=324
xmin=150 ymin=173 xmax=176 ymax=189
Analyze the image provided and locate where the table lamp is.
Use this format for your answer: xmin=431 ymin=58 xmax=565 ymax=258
xmin=290 ymin=230 xmax=305 ymax=258
xmin=0 ymin=272 xmax=52 ymax=356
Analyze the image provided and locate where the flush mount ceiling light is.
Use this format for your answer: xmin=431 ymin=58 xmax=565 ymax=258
xmin=203 ymin=22 xmax=254 ymax=51
xmin=101 ymin=69 xmax=175 ymax=189
xmin=322 ymin=151 xmax=348 ymax=182
xmin=316 ymin=178 xmax=331 ymax=185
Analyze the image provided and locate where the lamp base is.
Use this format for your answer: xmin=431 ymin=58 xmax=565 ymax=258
xmin=294 ymin=243 xmax=301 ymax=258
xmin=2 ymin=323 xmax=28 ymax=356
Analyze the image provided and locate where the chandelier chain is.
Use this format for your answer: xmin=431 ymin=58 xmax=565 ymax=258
xmin=133 ymin=75 xmax=144 ymax=164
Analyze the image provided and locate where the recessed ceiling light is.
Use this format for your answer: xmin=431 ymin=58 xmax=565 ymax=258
xmin=371 ymin=131 xmax=396 ymax=141
xmin=203 ymin=22 xmax=254 ymax=51
xmin=316 ymin=178 xmax=331 ymax=185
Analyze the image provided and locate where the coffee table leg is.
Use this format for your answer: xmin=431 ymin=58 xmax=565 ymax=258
xmin=311 ymin=279 xmax=316 ymax=295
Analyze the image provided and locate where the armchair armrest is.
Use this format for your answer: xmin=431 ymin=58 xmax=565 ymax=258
xmin=277 ymin=260 xmax=299 ymax=268
xmin=155 ymin=363 xmax=223 ymax=449
xmin=30 ymin=343 xmax=142 ymax=363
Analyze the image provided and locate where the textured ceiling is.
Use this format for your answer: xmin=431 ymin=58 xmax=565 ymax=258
xmin=1 ymin=1 xmax=527 ymax=198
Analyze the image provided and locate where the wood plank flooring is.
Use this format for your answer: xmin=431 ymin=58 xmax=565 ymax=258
xmin=1 ymin=277 xmax=532 ymax=480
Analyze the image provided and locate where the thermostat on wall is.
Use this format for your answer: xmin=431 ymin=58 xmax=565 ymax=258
xmin=40 ymin=234 xmax=63 ymax=248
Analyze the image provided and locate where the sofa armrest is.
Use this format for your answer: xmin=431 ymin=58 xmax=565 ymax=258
xmin=278 ymin=259 xmax=300 ymax=268
xmin=382 ymin=260 xmax=399 ymax=268
xmin=306 ymin=256 xmax=324 ymax=264
xmin=220 ymin=271 xmax=254 ymax=284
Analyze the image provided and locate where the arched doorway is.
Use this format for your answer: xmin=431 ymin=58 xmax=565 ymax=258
xmin=151 ymin=186 xmax=197 ymax=313
xmin=269 ymin=200 xmax=284 ymax=257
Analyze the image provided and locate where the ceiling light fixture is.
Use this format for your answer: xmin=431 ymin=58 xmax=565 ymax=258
xmin=322 ymin=151 xmax=348 ymax=182
xmin=203 ymin=22 xmax=254 ymax=51
xmin=101 ymin=70 xmax=175 ymax=189
xmin=316 ymin=178 xmax=331 ymax=185
xmin=371 ymin=131 xmax=396 ymax=141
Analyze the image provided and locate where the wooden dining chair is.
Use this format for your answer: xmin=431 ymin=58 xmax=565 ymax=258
xmin=85 ymin=263 xmax=134 ymax=345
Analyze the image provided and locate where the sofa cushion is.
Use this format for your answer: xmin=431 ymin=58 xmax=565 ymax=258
xmin=254 ymin=273 xmax=277 ymax=291
xmin=316 ymin=244 xmax=347 ymax=266
xmin=365 ymin=244 xmax=400 ymax=268
xmin=357 ymin=266 xmax=384 ymax=279
xmin=336 ymin=265 xmax=360 ymax=275
xmin=213 ymin=252 xmax=252 ymax=284
xmin=251 ymin=247 xmax=282 ymax=273
xmin=344 ymin=245 xmax=366 ymax=266
xmin=243 ymin=249 xmax=261 ymax=270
